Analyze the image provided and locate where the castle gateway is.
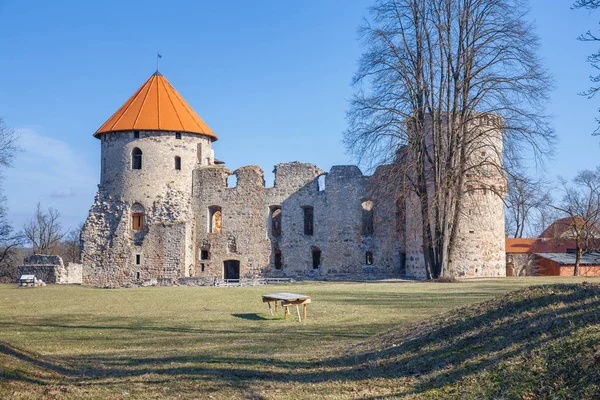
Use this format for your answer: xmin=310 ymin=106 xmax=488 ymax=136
xmin=81 ymin=72 xmax=506 ymax=287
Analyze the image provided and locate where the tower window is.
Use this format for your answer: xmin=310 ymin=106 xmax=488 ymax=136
xmin=136 ymin=271 xmax=141 ymax=280
xmin=270 ymin=206 xmax=282 ymax=237
xmin=131 ymin=203 xmax=145 ymax=231
xmin=135 ymin=254 xmax=141 ymax=265
xmin=362 ymin=200 xmax=374 ymax=236
xmin=201 ymin=249 xmax=209 ymax=260
xmin=365 ymin=251 xmax=373 ymax=265
xmin=132 ymin=147 xmax=142 ymax=170
xmin=303 ymin=206 xmax=314 ymax=236
xmin=209 ymin=206 xmax=222 ymax=233
xmin=175 ymin=132 xmax=182 ymax=140
xmin=175 ymin=156 xmax=181 ymax=170
xmin=133 ymin=131 xmax=140 ymax=139
xmin=132 ymin=214 xmax=144 ymax=230
xmin=312 ymin=247 xmax=321 ymax=269
xmin=274 ymin=250 xmax=282 ymax=269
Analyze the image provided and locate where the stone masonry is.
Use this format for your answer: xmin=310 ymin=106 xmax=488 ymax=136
xmin=80 ymin=75 xmax=506 ymax=287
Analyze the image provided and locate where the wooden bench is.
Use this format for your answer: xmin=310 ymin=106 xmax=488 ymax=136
xmin=262 ymin=293 xmax=312 ymax=322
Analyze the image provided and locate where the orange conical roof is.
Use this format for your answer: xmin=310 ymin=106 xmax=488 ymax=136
xmin=95 ymin=72 xmax=217 ymax=140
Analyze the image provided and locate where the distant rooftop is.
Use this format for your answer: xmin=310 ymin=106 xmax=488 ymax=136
xmin=536 ymin=252 xmax=600 ymax=266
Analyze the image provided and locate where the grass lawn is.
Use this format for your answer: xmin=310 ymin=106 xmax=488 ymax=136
xmin=0 ymin=276 xmax=598 ymax=399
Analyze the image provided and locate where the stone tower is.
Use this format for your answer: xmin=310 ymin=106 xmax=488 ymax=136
xmin=403 ymin=114 xmax=507 ymax=278
xmin=81 ymin=72 xmax=217 ymax=286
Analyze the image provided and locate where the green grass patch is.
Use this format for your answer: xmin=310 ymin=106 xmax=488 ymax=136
xmin=0 ymin=277 xmax=598 ymax=399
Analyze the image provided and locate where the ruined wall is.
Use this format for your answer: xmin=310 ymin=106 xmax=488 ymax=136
xmin=189 ymin=162 xmax=403 ymax=281
xmin=18 ymin=255 xmax=82 ymax=284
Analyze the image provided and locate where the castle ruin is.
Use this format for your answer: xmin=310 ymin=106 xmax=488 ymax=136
xmin=81 ymin=72 xmax=506 ymax=287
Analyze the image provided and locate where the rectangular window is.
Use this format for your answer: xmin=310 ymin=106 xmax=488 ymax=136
xmin=135 ymin=254 xmax=141 ymax=265
xmin=136 ymin=271 xmax=141 ymax=280
xmin=201 ymin=263 xmax=205 ymax=272
xmin=303 ymin=206 xmax=314 ymax=235
xmin=312 ymin=248 xmax=321 ymax=269
xmin=365 ymin=251 xmax=373 ymax=265
xmin=274 ymin=250 xmax=282 ymax=269
xmin=201 ymin=249 xmax=209 ymax=260
xmin=175 ymin=132 xmax=182 ymax=140
xmin=271 ymin=207 xmax=282 ymax=237
xmin=134 ymin=131 xmax=140 ymax=139
xmin=132 ymin=214 xmax=144 ymax=230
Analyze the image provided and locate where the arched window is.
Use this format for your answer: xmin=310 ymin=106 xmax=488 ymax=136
xmin=303 ymin=206 xmax=314 ymax=235
xmin=131 ymin=203 xmax=145 ymax=231
xmin=132 ymin=148 xmax=142 ymax=170
xmin=361 ymin=200 xmax=374 ymax=236
xmin=175 ymin=156 xmax=181 ymax=170
xmin=365 ymin=251 xmax=374 ymax=265
xmin=270 ymin=206 xmax=282 ymax=237
xmin=209 ymin=206 xmax=222 ymax=233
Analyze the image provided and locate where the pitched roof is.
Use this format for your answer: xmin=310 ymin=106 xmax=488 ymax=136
xmin=95 ymin=72 xmax=217 ymax=140
xmin=536 ymin=252 xmax=600 ymax=266
xmin=539 ymin=216 xmax=583 ymax=239
xmin=505 ymin=238 xmax=573 ymax=253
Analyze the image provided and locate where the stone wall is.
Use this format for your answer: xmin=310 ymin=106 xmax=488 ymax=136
xmin=17 ymin=255 xmax=82 ymax=284
xmin=190 ymin=162 xmax=403 ymax=281
xmin=81 ymin=120 xmax=506 ymax=286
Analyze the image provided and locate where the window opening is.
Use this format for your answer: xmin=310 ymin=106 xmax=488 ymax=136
xmin=133 ymin=131 xmax=140 ymax=139
xmin=136 ymin=271 xmax=141 ymax=280
xmin=132 ymin=147 xmax=142 ymax=170
xmin=132 ymin=213 xmax=144 ymax=231
xmin=175 ymin=156 xmax=181 ymax=170
xmin=303 ymin=206 xmax=314 ymax=235
xmin=365 ymin=251 xmax=373 ymax=265
xmin=312 ymin=247 xmax=321 ymax=269
xmin=175 ymin=132 xmax=182 ymax=140
xmin=135 ymin=254 xmax=141 ymax=265
xmin=270 ymin=206 xmax=282 ymax=236
xmin=209 ymin=206 xmax=222 ymax=233
xmin=274 ymin=250 xmax=282 ymax=269
xmin=362 ymin=200 xmax=374 ymax=236
xmin=201 ymin=249 xmax=209 ymax=260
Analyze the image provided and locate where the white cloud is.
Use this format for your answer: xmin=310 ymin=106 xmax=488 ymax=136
xmin=51 ymin=187 xmax=75 ymax=198
xmin=4 ymin=128 xmax=98 ymax=230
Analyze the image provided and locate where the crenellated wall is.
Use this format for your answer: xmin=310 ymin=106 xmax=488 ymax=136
xmin=189 ymin=162 xmax=403 ymax=281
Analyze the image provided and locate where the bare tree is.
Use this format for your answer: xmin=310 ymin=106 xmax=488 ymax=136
xmin=0 ymin=196 xmax=24 ymax=281
xmin=573 ymin=0 xmax=600 ymax=133
xmin=505 ymin=171 xmax=552 ymax=238
xmin=22 ymin=203 xmax=67 ymax=255
xmin=346 ymin=0 xmax=554 ymax=278
xmin=551 ymin=169 xmax=600 ymax=276
xmin=59 ymin=222 xmax=83 ymax=264
xmin=0 ymin=118 xmax=21 ymax=281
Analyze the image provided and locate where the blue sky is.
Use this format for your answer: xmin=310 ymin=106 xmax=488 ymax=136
xmin=0 ymin=0 xmax=599 ymax=231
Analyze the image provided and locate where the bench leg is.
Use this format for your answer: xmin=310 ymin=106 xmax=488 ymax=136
xmin=275 ymin=302 xmax=278 ymax=313
xmin=303 ymin=304 xmax=307 ymax=320
xmin=267 ymin=302 xmax=273 ymax=316
xmin=296 ymin=305 xmax=301 ymax=322
xmin=284 ymin=306 xmax=288 ymax=320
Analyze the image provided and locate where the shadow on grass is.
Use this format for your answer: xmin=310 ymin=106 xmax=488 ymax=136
xmin=231 ymin=313 xmax=270 ymax=321
xmin=2 ymin=284 xmax=600 ymax=399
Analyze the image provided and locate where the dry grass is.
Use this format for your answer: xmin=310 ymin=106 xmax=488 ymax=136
xmin=0 ymin=277 xmax=598 ymax=399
